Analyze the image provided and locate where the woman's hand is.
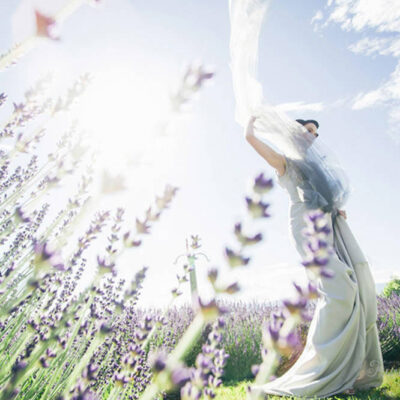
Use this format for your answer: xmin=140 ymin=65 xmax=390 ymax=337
xmin=245 ymin=115 xmax=257 ymax=139
xmin=244 ymin=115 xmax=286 ymax=175
xmin=338 ymin=209 xmax=347 ymax=219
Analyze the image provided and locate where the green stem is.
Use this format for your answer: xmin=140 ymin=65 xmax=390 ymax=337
xmin=0 ymin=302 xmax=33 ymax=356
xmin=0 ymin=159 xmax=53 ymax=217
xmin=0 ymin=290 xmax=92 ymax=399
xmin=0 ymin=36 xmax=38 ymax=71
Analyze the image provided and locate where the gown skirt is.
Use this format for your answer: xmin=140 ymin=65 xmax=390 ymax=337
xmin=252 ymin=161 xmax=384 ymax=399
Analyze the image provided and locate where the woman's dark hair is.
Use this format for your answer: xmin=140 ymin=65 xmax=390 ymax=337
xmin=296 ymin=119 xmax=319 ymax=129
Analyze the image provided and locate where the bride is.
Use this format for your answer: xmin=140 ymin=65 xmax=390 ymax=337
xmin=229 ymin=0 xmax=385 ymax=396
xmin=245 ymin=114 xmax=384 ymax=398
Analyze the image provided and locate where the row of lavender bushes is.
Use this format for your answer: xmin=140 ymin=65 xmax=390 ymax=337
xmin=0 ymin=3 xmax=390 ymax=400
xmin=142 ymin=290 xmax=400 ymax=383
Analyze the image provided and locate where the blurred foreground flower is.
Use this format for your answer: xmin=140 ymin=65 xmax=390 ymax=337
xmin=301 ymin=210 xmax=335 ymax=279
xmin=101 ymin=169 xmax=127 ymax=194
xmin=245 ymin=196 xmax=271 ymax=218
xmin=249 ymin=210 xmax=335 ymax=399
xmin=0 ymin=0 xmax=99 ymax=70
xmin=35 ymin=10 xmax=59 ymax=40
xmin=253 ymin=172 xmax=273 ymax=195
xmin=234 ymin=222 xmax=263 ymax=246
xmin=170 ymin=62 xmax=215 ymax=113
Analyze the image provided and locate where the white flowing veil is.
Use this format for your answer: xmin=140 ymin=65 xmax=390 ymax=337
xmin=228 ymin=0 xmax=352 ymax=213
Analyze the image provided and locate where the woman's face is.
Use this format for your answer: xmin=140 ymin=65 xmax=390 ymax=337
xmin=305 ymin=122 xmax=319 ymax=138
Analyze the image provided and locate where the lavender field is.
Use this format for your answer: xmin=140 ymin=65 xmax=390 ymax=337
xmin=142 ymin=294 xmax=400 ymax=383
xmin=0 ymin=1 xmax=399 ymax=400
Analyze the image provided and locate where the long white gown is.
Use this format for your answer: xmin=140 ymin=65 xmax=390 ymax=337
xmin=253 ymin=156 xmax=384 ymax=399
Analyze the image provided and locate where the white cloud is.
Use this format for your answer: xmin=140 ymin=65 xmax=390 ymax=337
xmin=352 ymin=89 xmax=385 ymax=109
xmin=325 ymin=0 xmax=400 ymax=32
xmin=311 ymin=10 xmax=323 ymax=25
xmin=352 ymin=61 xmax=400 ymax=109
xmin=328 ymin=95 xmax=354 ymax=108
xmin=348 ymin=36 xmax=400 ymax=58
xmin=312 ymin=0 xmax=400 ymax=142
xmin=275 ymin=101 xmax=324 ymax=113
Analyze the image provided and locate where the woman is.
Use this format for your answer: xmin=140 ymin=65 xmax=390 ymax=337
xmin=245 ymin=115 xmax=384 ymax=398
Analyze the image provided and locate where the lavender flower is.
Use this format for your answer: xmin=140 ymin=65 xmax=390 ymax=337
xmin=234 ymin=222 xmax=263 ymax=246
xmin=245 ymin=196 xmax=271 ymax=219
xmin=224 ymin=247 xmax=250 ymax=268
xmin=33 ymin=239 xmax=65 ymax=273
xmin=170 ymin=63 xmax=215 ymax=112
xmin=253 ymin=172 xmax=274 ymax=194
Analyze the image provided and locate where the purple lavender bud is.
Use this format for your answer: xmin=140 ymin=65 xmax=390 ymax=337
xmin=196 ymin=297 xmax=226 ymax=321
xmin=171 ymin=367 xmax=192 ymax=386
xmin=96 ymin=255 xmax=116 ymax=276
xmin=234 ymin=222 xmax=263 ymax=246
xmin=285 ymin=331 xmax=300 ymax=349
xmin=46 ymin=348 xmax=56 ymax=358
xmin=283 ymin=297 xmax=307 ymax=317
xmin=34 ymin=241 xmax=54 ymax=261
xmin=12 ymin=361 xmax=27 ymax=373
xmin=190 ymin=234 xmax=201 ymax=249
xmin=171 ymin=287 xmax=182 ymax=297
xmin=33 ymin=240 xmax=65 ymax=273
xmin=209 ymin=331 xmax=222 ymax=343
xmin=301 ymin=310 xmax=314 ymax=321
xmin=208 ymin=375 xmax=222 ymax=388
xmin=203 ymin=387 xmax=216 ymax=398
xmin=224 ymin=247 xmax=250 ymax=268
xmin=307 ymin=281 xmax=319 ymax=299
xmin=293 ymin=281 xmax=304 ymax=295
xmin=99 ymin=323 xmax=113 ymax=336
xmin=113 ymin=373 xmax=130 ymax=385
xmin=207 ymin=267 xmax=218 ymax=284
xmin=267 ymin=324 xmax=280 ymax=343
xmin=181 ymin=382 xmax=201 ymax=400
xmin=320 ymin=267 xmax=335 ymax=278
xmin=13 ymin=102 xmax=25 ymax=112
xmin=39 ymin=356 xmax=49 ymax=368
xmin=253 ymin=172 xmax=274 ymax=194
xmin=122 ymin=231 xmax=142 ymax=248
xmin=225 ymin=281 xmax=240 ymax=294
xmin=15 ymin=206 xmax=31 ymax=223
xmin=0 ymin=93 xmax=6 ymax=106
xmin=89 ymin=363 xmax=99 ymax=374
xmin=195 ymin=353 xmax=213 ymax=372
xmin=245 ymin=196 xmax=271 ymax=218
xmin=216 ymin=317 xmax=226 ymax=329
xmin=251 ymin=364 xmax=260 ymax=377
xmin=306 ymin=209 xmax=324 ymax=222
xmin=135 ymin=217 xmax=151 ymax=235
xmin=149 ymin=351 xmax=167 ymax=372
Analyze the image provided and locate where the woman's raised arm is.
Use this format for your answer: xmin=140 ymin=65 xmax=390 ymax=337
xmin=245 ymin=116 xmax=286 ymax=177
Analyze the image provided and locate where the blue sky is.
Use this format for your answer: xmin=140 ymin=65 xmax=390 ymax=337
xmin=1 ymin=0 xmax=399 ymax=308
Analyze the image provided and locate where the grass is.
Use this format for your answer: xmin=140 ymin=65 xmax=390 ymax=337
xmin=214 ymin=369 xmax=400 ymax=399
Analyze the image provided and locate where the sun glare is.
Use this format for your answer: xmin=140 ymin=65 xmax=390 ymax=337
xmin=74 ymin=66 xmax=171 ymax=175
